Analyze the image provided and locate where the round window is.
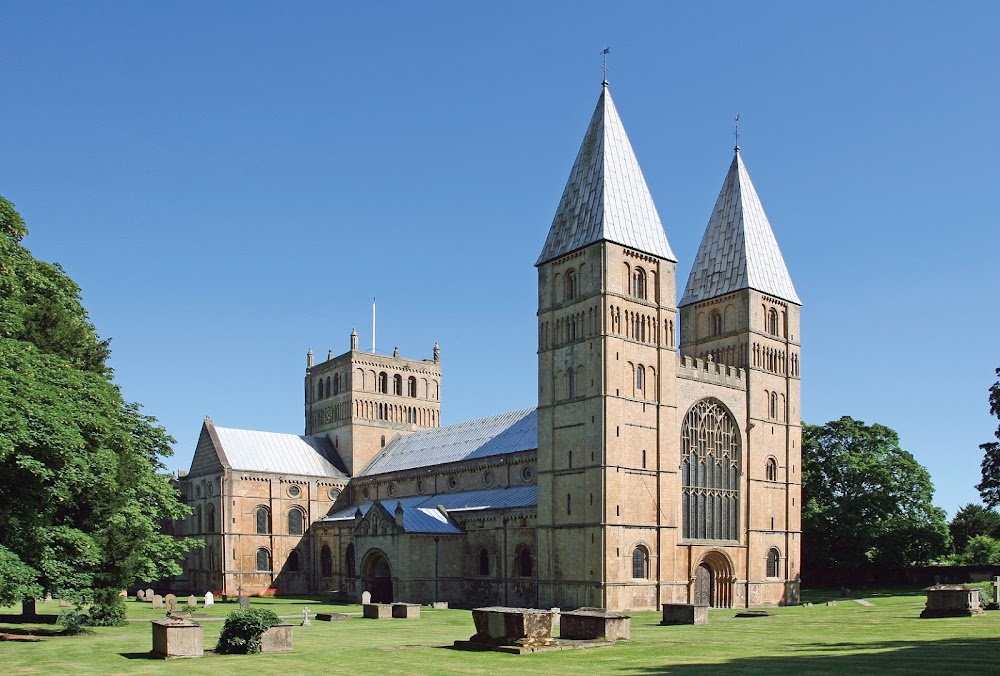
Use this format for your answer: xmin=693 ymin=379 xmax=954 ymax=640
xmin=287 ymin=485 xmax=301 ymax=498
xmin=362 ymin=487 xmax=370 ymax=500
xmin=447 ymin=476 xmax=458 ymax=490
xmin=388 ymin=482 xmax=397 ymax=497
xmin=483 ymin=470 xmax=495 ymax=487
xmin=521 ymin=465 xmax=535 ymax=483
xmin=329 ymin=487 xmax=341 ymax=501
xmin=416 ymin=479 xmax=425 ymax=494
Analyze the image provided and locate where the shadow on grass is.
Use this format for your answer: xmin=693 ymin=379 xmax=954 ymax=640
xmin=620 ymin=636 xmax=1000 ymax=675
xmin=118 ymin=652 xmax=162 ymax=660
xmin=0 ymin=626 xmax=66 ymax=637
xmin=0 ymin=614 xmax=59 ymax=624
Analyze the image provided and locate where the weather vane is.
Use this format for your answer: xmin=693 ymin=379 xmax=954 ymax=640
xmin=601 ymin=47 xmax=610 ymax=84
xmin=734 ymin=113 xmax=740 ymax=152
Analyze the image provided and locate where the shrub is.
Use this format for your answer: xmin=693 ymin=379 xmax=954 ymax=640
xmin=88 ymin=589 xmax=127 ymax=626
xmin=215 ymin=607 xmax=280 ymax=654
xmin=58 ymin=609 xmax=89 ymax=635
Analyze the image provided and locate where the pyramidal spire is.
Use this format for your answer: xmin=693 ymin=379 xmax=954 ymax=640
xmin=680 ymin=150 xmax=801 ymax=306
xmin=536 ymin=84 xmax=676 ymax=266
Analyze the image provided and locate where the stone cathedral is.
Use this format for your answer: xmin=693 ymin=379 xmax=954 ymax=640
xmin=174 ymin=81 xmax=802 ymax=610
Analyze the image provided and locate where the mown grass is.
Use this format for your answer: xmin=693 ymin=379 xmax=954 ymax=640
xmin=2 ymin=589 xmax=998 ymax=674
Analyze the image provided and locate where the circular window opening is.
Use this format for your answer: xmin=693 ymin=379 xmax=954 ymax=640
xmin=329 ymin=487 xmax=341 ymax=501
xmin=521 ymin=466 xmax=535 ymax=483
xmin=287 ymin=485 xmax=301 ymax=498
xmin=362 ymin=487 xmax=370 ymax=500
xmin=483 ymin=470 xmax=495 ymax=487
xmin=195 ymin=485 xmax=202 ymax=498
xmin=416 ymin=479 xmax=425 ymax=494
xmin=447 ymin=476 xmax=458 ymax=491
xmin=388 ymin=482 xmax=397 ymax=497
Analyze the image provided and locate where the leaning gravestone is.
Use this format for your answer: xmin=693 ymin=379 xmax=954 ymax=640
xmin=187 ymin=595 xmax=198 ymax=608
xmin=151 ymin=595 xmax=164 ymax=609
xmin=361 ymin=591 xmax=372 ymax=604
xmin=204 ymin=592 xmax=214 ymax=607
xmin=136 ymin=590 xmax=145 ymax=601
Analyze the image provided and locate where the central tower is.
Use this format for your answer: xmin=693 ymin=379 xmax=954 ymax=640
xmin=535 ymin=82 xmax=679 ymax=609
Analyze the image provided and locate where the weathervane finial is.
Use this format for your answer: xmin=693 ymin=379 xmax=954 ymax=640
xmin=734 ymin=113 xmax=741 ymax=152
xmin=601 ymin=47 xmax=610 ymax=86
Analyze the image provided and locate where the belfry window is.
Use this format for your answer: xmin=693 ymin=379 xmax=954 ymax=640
xmin=565 ymin=269 xmax=578 ymax=300
xmin=633 ymin=268 xmax=647 ymax=300
xmin=681 ymin=399 xmax=740 ymax=541
xmin=768 ymin=308 xmax=779 ymax=336
xmin=568 ymin=368 xmax=576 ymax=398
xmin=408 ymin=376 xmax=417 ymax=397
xmin=636 ymin=365 xmax=645 ymax=396
xmin=333 ymin=373 xmax=340 ymax=395
xmin=378 ymin=372 xmax=388 ymax=393
xmin=711 ymin=311 xmax=723 ymax=336
xmin=766 ymin=457 xmax=778 ymax=482
xmin=393 ymin=374 xmax=403 ymax=396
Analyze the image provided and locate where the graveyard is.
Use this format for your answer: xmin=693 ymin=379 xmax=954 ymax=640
xmin=2 ymin=589 xmax=1000 ymax=674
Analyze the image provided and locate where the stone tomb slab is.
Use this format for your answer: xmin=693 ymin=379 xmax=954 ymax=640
xmin=469 ymin=607 xmax=555 ymax=646
xmin=363 ymin=603 xmax=393 ymax=619
xmin=261 ymin=624 xmax=293 ymax=653
xmin=391 ymin=603 xmax=421 ymax=619
xmin=150 ymin=619 xmax=203 ymax=659
xmin=920 ymin=585 xmax=985 ymax=618
xmin=660 ymin=603 xmax=708 ymax=625
xmin=559 ymin=608 xmax=630 ymax=641
xmin=316 ymin=612 xmax=350 ymax=621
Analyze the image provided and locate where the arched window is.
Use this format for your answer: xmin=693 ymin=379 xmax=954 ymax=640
xmin=565 ymin=269 xmax=578 ymax=300
xmin=326 ymin=375 xmax=331 ymax=396
xmin=320 ymin=545 xmax=332 ymax=577
xmin=769 ymin=391 xmax=778 ymax=419
xmin=478 ymin=548 xmax=490 ymax=576
xmin=767 ymin=548 xmax=780 ymax=577
xmin=766 ymin=457 xmax=778 ymax=482
xmin=636 ymin=364 xmax=645 ymax=396
xmin=333 ymin=373 xmax=340 ymax=395
xmin=681 ymin=399 xmax=740 ymax=540
xmin=381 ymin=435 xmax=386 ymax=447
xmin=317 ymin=380 xmax=324 ymax=400
xmin=378 ymin=372 xmax=388 ymax=393
xmin=768 ymin=308 xmax=779 ymax=336
xmin=208 ymin=546 xmax=216 ymax=570
xmin=711 ymin=311 xmax=723 ymax=336
xmin=255 ymin=506 xmax=270 ymax=535
xmin=207 ymin=504 xmax=216 ymax=532
xmin=633 ymin=267 xmax=647 ymax=300
xmin=407 ymin=376 xmax=417 ymax=397
xmin=515 ymin=546 xmax=533 ymax=577
xmin=345 ymin=543 xmax=356 ymax=577
xmin=256 ymin=548 xmax=271 ymax=572
xmin=287 ymin=548 xmax=301 ymax=572
xmin=568 ymin=368 xmax=576 ymax=398
xmin=632 ymin=546 xmax=649 ymax=578
xmin=288 ymin=507 xmax=304 ymax=536
xmin=393 ymin=374 xmax=403 ymax=395
xmin=196 ymin=505 xmax=203 ymax=533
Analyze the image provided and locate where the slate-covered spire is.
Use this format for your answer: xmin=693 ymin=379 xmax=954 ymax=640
xmin=536 ymin=83 xmax=676 ymax=266
xmin=680 ymin=150 xmax=801 ymax=306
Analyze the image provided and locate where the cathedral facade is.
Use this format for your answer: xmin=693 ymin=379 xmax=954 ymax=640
xmin=174 ymin=81 xmax=802 ymax=610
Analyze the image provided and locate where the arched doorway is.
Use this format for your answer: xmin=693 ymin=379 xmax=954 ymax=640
xmin=362 ymin=550 xmax=393 ymax=603
xmin=693 ymin=550 xmax=735 ymax=608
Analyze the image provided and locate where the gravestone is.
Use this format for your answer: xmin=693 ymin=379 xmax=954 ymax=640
xmin=560 ymin=608 xmax=631 ymax=641
xmin=204 ymin=592 xmax=214 ymax=607
xmin=261 ymin=624 xmax=294 ymax=653
xmin=145 ymin=588 xmax=155 ymax=600
xmin=660 ymin=603 xmax=708 ymax=625
xmin=164 ymin=593 xmax=176 ymax=606
xmin=467 ymin=607 xmax=555 ymax=646
xmin=432 ymin=601 xmax=449 ymax=609
xmin=361 ymin=590 xmax=372 ymax=604
xmin=920 ymin=584 xmax=985 ymax=618
xmin=826 ymin=601 xmax=837 ymax=607
xmin=239 ymin=595 xmax=250 ymax=610
xmin=187 ymin=595 xmax=198 ymax=608
xmin=986 ymin=577 xmax=1000 ymax=611
xmin=301 ymin=608 xmax=312 ymax=626
xmin=152 ymin=595 xmax=164 ymax=609
xmin=136 ymin=590 xmax=145 ymax=601
xmin=166 ymin=597 xmax=178 ymax=612
xmin=45 ymin=593 xmax=53 ymax=603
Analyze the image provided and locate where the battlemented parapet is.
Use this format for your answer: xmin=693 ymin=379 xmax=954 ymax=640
xmin=676 ymin=355 xmax=746 ymax=390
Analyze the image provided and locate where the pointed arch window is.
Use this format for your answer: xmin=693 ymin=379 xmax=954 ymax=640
xmin=255 ymin=506 xmax=270 ymax=535
xmin=681 ymin=399 xmax=740 ymax=541
xmin=632 ymin=546 xmax=649 ymax=579
xmin=288 ymin=507 xmax=304 ymax=536
xmin=320 ymin=545 xmax=332 ymax=578
xmin=256 ymin=548 xmax=271 ymax=572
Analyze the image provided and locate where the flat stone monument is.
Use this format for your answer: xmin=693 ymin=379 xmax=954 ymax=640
xmin=151 ymin=595 xmax=164 ymax=609
xmin=363 ymin=603 xmax=393 ymax=619
xmin=150 ymin=618 xmax=203 ymax=659
xmin=468 ymin=607 xmax=555 ymax=646
xmin=261 ymin=624 xmax=293 ymax=653
xmin=560 ymin=608 xmax=630 ymax=641
xmin=316 ymin=612 xmax=350 ymax=621
xmin=920 ymin=584 xmax=985 ymax=618
xmin=204 ymin=592 xmax=214 ymax=607
xmin=391 ymin=603 xmax=420 ymax=619
xmin=660 ymin=603 xmax=708 ymax=625
xmin=432 ymin=601 xmax=449 ymax=609
xmin=361 ymin=590 xmax=372 ymax=604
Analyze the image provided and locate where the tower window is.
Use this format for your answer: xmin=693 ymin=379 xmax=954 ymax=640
xmin=632 ymin=546 xmax=649 ymax=578
xmin=333 ymin=373 xmax=340 ymax=395
xmin=766 ymin=457 xmax=778 ymax=482
xmin=711 ymin=310 xmax=723 ymax=336
xmin=255 ymin=506 xmax=270 ymax=535
xmin=568 ymin=368 xmax=576 ymax=398
xmin=565 ymin=269 xmax=578 ymax=300
xmin=767 ymin=548 xmax=780 ymax=578
xmin=769 ymin=391 xmax=778 ymax=419
xmin=632 ymin=268 xmax=647 ymax=300
xmin=768 ymin=308 xmax=779 ymax=336
xmin=317 ymin=380 xmax=324 ymax=400
xmin=636 ymin=365 xmax=645 ymax=396
xmin=207 ymin=504 xmax=216 ymax=532
xmin=408 ymin=376 xmax=417 ymax=397
xmin=378 ymin=372 xmax=388 ymax=393
xmin=393 ymin=374 xmax=403 ymax=396
xmin=256 ymin=548 xmax=271 ymax=572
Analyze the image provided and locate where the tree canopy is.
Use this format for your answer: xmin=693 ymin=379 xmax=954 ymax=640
xmin=948 ymin=503 xmax=1000 ymax=554
xmin=976 ymin=368 xmax=1000 ymax=509
xmin=0 ymin=196 xmax=195 ymax=618
xmin=802 ymin=416 xmax=950 ymax=574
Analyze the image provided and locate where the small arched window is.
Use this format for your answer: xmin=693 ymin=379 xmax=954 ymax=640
xmin=207 ymin=504 xmax=216 ymax=532
xmin=633 ymin=267 xmax=647 ymax=300
xmin=565 ymin=269 xmax=578 ymax=300
xmin=636 ymin=364 xmax=645 ymax=395
xmin=408 ymin=376 xmax=417 ymax=397
xmin=288 ymin=507 xmax=304 ymax=536
xmin=632 ymin=546 xmax=649 ymax=578
xmin=478 ymin=548 xmax=490 ymax=576
xmin=345 ymin=543 xmax=356 ymax=577
xmin=568 ymin=368 xmax=576 ymax=398
xmin=287 ymin=548 xmax=301 ymax=572
xmin=256 ymin=548 xmax=271 ymax=572
xmin=317 ymin=380 xmax=324 ymax=400
xmin=196 ymin=505 xmax=203 ymax=533
xmin=769 ymin=391 xmax=778 ymax=419
xmin=768 ymin=308 xmax=779 ymax=336
xmin=326 ymin=376 xmax=331 ymax=396
xmin=766 ymin=457 xmax=778 ymax=482
xmin=767 ymin=548 xmax=780 ymax=577
xmin=381 ymin=435 xmax=386 ymax=447
xmin=711 ymin=311 xmax=723 ymax=336
xmin=516 ymin=546 xmax=533 ymax=577
xmin=333 ymin=373 xmax=340 ymax=395
xmin=255 ymin=506 xmax=270 ymax=535
xmin=378 ymin=372 xmax=388 ymax=393
xmin=320 ymin=545 xmax=332 ymax=578
xmin=393 ymin=374 xmax=403 ymax=395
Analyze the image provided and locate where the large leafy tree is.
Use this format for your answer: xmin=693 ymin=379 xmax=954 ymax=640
xmin=802 ymin=416 xmax=950 ymax=574
xmin=976 ymin=368 xmax=1000 ymax=508
xmin=949 ymin=503 xmax=1000 ymax=554
xmin=0 ymin=196 xmax=195 ymax=622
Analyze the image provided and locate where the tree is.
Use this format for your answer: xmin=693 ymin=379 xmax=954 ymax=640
xmin=961 ymin=535 xmax=1000 ymax=566
xmin=976 ymin=368 xmax=1000 ymax=508
xmin=949 ymin=503 xmax=1000 ymax=553
xmin=0 ymin=196 xmax=196 ymax=621
xmin=802 ymin=416 xmax=950 ymax=575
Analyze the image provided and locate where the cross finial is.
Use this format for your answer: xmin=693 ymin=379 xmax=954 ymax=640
xmin=734 ymin=113 xmax=741 ymax=152
xmin=601 ymin=47 xmax=610 ymax=86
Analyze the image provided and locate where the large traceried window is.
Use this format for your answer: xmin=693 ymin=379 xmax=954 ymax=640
xmin=681 ymin=399 xmax=740 ymax=541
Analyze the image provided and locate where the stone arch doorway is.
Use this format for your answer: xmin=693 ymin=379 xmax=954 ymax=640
xmin=362 ymin=549 xmax=393 ymax=603
xmin=693 ymin=550 xmax=735 ymax=608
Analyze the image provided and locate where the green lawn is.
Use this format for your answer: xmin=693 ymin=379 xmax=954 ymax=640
xmin=2 ymin=590 xmax=998 ymax=674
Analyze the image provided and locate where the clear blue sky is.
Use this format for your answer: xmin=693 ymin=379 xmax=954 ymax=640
xmin=3 ymin=2 xmax=997 ymax=517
